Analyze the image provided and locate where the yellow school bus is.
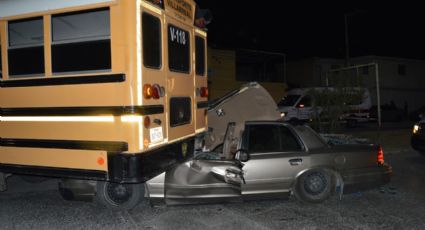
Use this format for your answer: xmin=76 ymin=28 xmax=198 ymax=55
xmin=0 ymin=0 xmax=208 ymax=208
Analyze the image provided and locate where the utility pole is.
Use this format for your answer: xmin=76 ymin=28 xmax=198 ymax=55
xmin=344 ymin=13 xmax=350 ymax=67
xmin=344 ymin=10 xmax=366 ymax=67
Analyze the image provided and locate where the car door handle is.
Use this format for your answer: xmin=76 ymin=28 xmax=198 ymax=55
xmin=289 ymin=158 xmax=303 ymax=166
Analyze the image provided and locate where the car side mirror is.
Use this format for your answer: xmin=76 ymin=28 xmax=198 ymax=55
xmin=235 ymin=149 xmax=249 ymax=162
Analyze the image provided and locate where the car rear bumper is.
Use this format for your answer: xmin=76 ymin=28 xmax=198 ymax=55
xmin=341 ymin=164 xmax=392 ymax=193
xmin=411 ymin=135 xmax=425 ymax=153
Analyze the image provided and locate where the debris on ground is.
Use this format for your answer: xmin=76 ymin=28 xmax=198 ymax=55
xmin=379 ymin=186 xmax=398 ymax=195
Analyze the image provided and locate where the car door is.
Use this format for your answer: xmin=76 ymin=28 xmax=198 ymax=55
xmin=164 ymin=153 xmax=244 ymax=205
xmin=241 ymin=123 xmax=310 ymax=199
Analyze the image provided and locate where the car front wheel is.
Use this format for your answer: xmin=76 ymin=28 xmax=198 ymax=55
xmin=294 ymin=169 xmax=334 ymax=203
xmin=96 ymin=181 xmax=146 ymax=210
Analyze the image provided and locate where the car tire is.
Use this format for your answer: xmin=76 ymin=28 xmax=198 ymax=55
xmin=294 ymin=169 xmax=334 ymax=203
xmin=96 ymin=181 xmax=147 ymax=210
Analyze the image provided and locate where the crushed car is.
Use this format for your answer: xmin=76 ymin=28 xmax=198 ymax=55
xmin=145 ymin=83 xmax=392 ymax=205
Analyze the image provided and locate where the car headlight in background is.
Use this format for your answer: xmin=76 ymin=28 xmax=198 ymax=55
xmin=280 ymin=112 xmax=287 ymax=118
xmin=413 ymin=124 xmax=421 ymax=135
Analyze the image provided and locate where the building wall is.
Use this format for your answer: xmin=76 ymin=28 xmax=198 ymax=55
xmin=286 ymin=56 xmax=425 ymax=113
xmin=207 ymin=48 xmax=286 ymax=102
xmin=351 ymin=56 xmax=425 ymax=112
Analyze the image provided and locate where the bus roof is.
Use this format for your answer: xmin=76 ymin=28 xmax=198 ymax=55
xmin=0 ymin=0 xmax=115 ymax=18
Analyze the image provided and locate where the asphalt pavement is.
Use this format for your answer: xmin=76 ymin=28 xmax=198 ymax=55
xmin=1 ymin=150 xmax=425 ymax=230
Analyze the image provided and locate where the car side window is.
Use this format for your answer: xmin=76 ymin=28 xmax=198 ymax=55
xmin=279 ymin=126 xmax=302 ymax=151
xmin=247 ymin=125 xmax=281 ymax=152
xmin=247 ymin=124 xmax=302 ymax=153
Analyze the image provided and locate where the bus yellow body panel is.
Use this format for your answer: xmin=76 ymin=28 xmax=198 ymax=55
xmin=0 ymin=0 xmax=208 ymax=183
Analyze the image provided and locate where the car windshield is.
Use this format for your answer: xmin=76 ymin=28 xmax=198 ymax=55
xmin=278 ymin=95 xmax=300 ymax=107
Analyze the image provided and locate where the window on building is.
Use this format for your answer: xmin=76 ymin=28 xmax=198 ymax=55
xmin=8 ymin=17 xmax=45 ymax=77
xmin=168 ymin=24 xmax=190 ymax=73
xmin=330 ymin=64 xmax=340 ymax=70
xmin=362 ymin=66 xmax=369 ymax=75
xmin=398 ymin=64 xmax=406 ymax=76
xmin=235 ymin=51 xmax=284 ymax=82
xmin=51 ymin=8 xmax=111 ymax=73
xmin=195 ymin=36 xmax=205 ymax=76
xmin=247 ymin=124 xmax=301 ymax=153
xmin=142 ymin=13 xmax=161 ymax=69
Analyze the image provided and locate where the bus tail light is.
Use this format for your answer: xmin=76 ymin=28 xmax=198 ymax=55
xmin=144 ymin=84 xmax=163 ymax=99
xmin=377 ymin=145 xmax=384 ymax=165
xmin=144 ymin=84 xmax=153 ymax=99
xmin=152 ymin=84 xmax=161 ymax=99
xmin=200 ymin=87 xmax=208 ymax=98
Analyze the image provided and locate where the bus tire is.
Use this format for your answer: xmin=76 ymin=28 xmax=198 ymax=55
xmin=96 ymin=181 xmax=146 ymax=210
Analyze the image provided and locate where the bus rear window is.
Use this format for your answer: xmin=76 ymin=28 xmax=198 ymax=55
xmin=8 ymin=17 xmax=45 ymax=77
xmin=51 ymin=8 xmax=111 ymax=73
xmin=142 ymin=12 xmax=161 ymax=69
xmin=168 ymin=25 xmax=190 ymax=73
xmin=195 ymin=36 xmax=205 ymax=76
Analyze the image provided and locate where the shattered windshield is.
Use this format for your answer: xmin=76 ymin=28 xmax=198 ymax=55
xmin=194 ymin=151 xmax=222 ymax=160
xmin=278 ymin=95 xmax=300 ymax=107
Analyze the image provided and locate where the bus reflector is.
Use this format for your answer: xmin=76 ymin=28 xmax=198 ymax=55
xmin=97 ymin=157 xmax=105 ymax=166
xmin=144 ymin=116 xmax=151 ymax=128
xmin=200 ymin=87 xmax=208 ymax=98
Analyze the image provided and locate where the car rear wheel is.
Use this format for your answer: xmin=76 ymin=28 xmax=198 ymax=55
xmin=294 ymin=169 xmax=334 ymax=203
xmin=96 ymin=181 xmax=146 ymax=210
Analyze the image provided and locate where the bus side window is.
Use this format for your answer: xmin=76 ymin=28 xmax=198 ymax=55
xmin=195 ymin=36 xmax=205 ymax=76
xmin=168 ymin=24 xmax=190 ymax=73
xmin=51 ymin=8 xmax=111 ymax=74
xmin=8 ymin=17 xmax=45 ymax=77
xmin=142 ymin=12 xmax=162 ymax=69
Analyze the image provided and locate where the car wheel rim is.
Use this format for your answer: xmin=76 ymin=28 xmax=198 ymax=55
xmin=105 ymin=183 xmax=132 ymax=205
xmin=304 ymin=172 xmax=327 ymax=195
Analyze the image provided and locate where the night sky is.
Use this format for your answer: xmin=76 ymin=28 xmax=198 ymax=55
xmin=196 ymin=1 xmax=425 ymax=60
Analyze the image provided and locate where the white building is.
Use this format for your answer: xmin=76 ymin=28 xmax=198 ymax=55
xmin=286 ymin=56 xmax=425 ymax=113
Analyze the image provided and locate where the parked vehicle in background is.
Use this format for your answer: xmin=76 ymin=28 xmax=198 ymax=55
xmin=277 ymin=87 xmax=372 ymax=127
xmin=411 ymin=115 xmax=425 ymax=155
xmin=409 ymin=105 xmax=425 ymax=121
xmin=370 ymin=102 xmax=405 ymax=122
xmin=147 ymin=121 xmax=392 ymax=205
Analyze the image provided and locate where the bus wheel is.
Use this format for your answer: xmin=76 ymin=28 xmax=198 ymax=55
xmin=96 ymin=181 xmax=146 ymax=210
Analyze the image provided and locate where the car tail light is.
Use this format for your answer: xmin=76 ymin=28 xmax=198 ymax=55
xmin=200 ymin=87 xmax=208 ymax=98
xmin=377 ymin=145 xmax=384 ymax=165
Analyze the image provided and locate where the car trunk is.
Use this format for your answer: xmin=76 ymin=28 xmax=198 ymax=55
xmin=311 ymin=144 xmax=380 ymax=169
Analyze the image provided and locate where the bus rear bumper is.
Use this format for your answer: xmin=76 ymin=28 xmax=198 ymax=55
xmin=0 ymin=138 xmax=194 ymax=183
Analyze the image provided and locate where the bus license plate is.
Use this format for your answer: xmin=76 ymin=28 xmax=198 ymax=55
xmin=150 ymin=127 xmax=163 ymax=143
